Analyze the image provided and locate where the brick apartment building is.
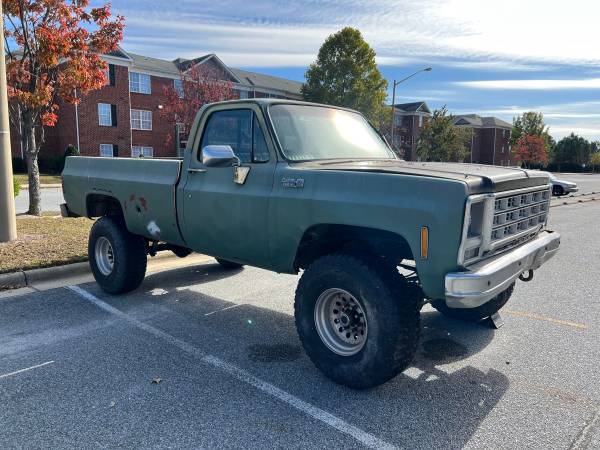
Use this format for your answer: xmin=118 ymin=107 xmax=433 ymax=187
xmin=392 ymin=102 xmax=431 ymax=161
xmin=453 ymin=114 xmax=513 ymax=166
xmin=10 ymin=47 xmax=302 ymax=159
xmin=392 ymin=101 xmax=513 ymax=165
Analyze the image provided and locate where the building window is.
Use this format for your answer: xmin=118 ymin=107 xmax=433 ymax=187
xmin=98 ymin=103 xmax=115 ymax=126
xmin=238 ymin=90 xmax=249 ymax=99
xmin=129 ymin=72 xmax=151 ymax=94
xmin=103 ymin=64 xmax=115 ymax=86
xmin=132 ymin=146 xmax=153 ymax=157
xmin=131 ymin=109 xmax=152 ymax=130
xmin=419 ymin=115 xmax=423 ymax=127
xmin=174 ymin=79 xmax=184 ymax=98
xmin=99 ymin=144 xmax=114 ymax=157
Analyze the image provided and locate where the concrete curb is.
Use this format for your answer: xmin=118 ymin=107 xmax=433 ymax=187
xmin=20 ymin=184 xmax=62 ymax=189
xmin=0 ymin=262 xmax=89 ymax=290
xmin=0 ymin=253 xmax=213 ymax=291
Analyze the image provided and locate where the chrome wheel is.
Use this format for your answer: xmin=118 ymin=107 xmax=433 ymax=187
xmin=314 ymin=288 xmax=368 ymax=356
xmin=95 ymin=236 xmax=115 ymax=276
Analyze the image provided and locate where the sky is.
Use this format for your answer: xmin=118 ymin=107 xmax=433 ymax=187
xmin=97 ymin=0 xmax=600 ymax=141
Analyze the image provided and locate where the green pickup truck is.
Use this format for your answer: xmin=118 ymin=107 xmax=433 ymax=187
xmin=62 ymin=99 xmax=560 ymax=388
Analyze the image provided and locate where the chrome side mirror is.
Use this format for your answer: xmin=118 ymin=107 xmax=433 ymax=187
xmin=202 ymin=145 xmax=239 ymax=167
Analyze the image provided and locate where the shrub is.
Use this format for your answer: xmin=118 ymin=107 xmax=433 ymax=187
xmin=13 ymin=178 xmax=20 ymax=197
xmin=64 ymin=144 xmax=80 ymax=157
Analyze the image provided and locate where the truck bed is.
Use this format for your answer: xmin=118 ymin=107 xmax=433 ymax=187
xmin=62 ymin=157 xmax=186 ymax=246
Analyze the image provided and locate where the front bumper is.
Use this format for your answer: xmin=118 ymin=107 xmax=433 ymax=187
xmin=445 ymin=230 xmax=561 ymax=309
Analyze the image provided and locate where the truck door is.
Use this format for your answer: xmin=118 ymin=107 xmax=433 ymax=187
xmin=181 ymin=105 xmax=276 ymax=268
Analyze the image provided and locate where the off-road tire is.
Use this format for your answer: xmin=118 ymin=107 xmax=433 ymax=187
xmin=431 ymin=283 xmax=515 ymax=322
xmin=215 ymin=258 xmax=244 ymax=270
xmin=88 ymin=217 xmax=147 ymax=294
xmin=294 ymin=253 xmax=421 ymax=389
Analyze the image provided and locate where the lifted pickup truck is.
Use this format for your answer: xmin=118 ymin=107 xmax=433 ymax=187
xmin=62 ymin=99 xmax=560 ymax=388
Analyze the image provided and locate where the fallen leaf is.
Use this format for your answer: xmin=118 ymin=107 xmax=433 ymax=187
xmin=151 ymin=377 xmax=162 ymax=384
xmin=110 ymin=401 xmax=116 ymax=407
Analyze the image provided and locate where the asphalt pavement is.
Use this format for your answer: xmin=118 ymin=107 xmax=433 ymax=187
xmin=1 ymin=190 xmax=599 ymax=449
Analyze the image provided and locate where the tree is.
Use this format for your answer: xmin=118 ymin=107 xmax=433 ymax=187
xmin=416 ymin=106 xmax=472 ymax=162
xmin=553 ymin=133 xmax=591 ymax=166
xmin=302 ymin=27 xmax=387 ymax=122
xmin=161 ymin=64 xmax=236 ymax=149
xmin=590 ymin=152 xmax=600 ymax=173
xmin=3 ymin=0 xmax=124 ymax=215
xmin=511 ymin=111 xmax=553 ymax=157
xmin=513 ymin=135 xmax=548 ymax=168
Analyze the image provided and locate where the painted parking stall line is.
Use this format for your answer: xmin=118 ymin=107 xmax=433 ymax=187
xmin=66 ymin=285 xmax=396 ymax=450
xmin=0 ymin=361 xmax=55 ymax=379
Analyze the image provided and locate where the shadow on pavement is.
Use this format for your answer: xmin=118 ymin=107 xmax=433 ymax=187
xmin=108 ymin=261 xmax=509 ymax=449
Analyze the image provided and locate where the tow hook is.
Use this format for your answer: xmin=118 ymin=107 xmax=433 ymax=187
xmin=519 ymin=270 xmax=534 ymax=282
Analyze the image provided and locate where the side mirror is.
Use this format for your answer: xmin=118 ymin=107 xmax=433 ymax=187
xmin=202 ymin=145 xmax=239 ymax=167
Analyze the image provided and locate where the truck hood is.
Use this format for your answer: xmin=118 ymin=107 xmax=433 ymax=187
xmin=292 ymin=159 xmax=550 ymax=194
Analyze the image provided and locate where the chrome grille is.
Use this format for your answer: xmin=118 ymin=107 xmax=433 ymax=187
xmin=491 ymin=187 xmax=550 ymax=243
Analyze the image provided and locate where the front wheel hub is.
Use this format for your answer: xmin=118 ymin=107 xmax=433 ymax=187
xmin=314 ymin=288 xmax=368 ymax=356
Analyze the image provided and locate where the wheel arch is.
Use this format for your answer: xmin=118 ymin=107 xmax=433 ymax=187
xmin=294 ymin=224 xmax=415 ymax=271
xmin=86 ymin=194 xmax=124 ymax=220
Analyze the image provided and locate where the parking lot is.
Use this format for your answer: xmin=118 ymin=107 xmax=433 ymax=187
xmin=1 ymin=199 xmax=599 ymax=448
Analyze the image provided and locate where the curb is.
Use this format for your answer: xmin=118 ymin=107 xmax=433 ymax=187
xmin=20 ymin=184 xmax=62 ymax=190
xmin=0 ymin=253 xmax=213 ymax=291
xmin=0 ymin=262 xmax=89 ymax=290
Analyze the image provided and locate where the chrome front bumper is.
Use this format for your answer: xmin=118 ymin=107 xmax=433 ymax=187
xmin=445 ymin=231 xmax=561 ymax=309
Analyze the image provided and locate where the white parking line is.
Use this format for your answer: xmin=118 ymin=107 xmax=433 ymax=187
xmin=204 ymin=304 xmax=243 ymax=316
xmin=0 ymin=361 xmax=55 ymax=379
xmin=66 ymin=285 xmax=396 ymax=450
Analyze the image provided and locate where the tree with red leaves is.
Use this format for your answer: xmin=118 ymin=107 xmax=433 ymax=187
xmin=3 ymin=0 xmax=124 ymax=215
xmin=513 ymin=134 xmax=548 ymax=168
xmin=161 ymin=65 xmax=236 ymax=152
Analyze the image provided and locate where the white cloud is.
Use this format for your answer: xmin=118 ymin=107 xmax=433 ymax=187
xmin=456 ymin=79 xmax=600 ymax=90
xmin=115 ymin=0 xmax=600 ymax=68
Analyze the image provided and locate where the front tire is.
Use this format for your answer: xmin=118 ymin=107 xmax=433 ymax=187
xmin=294 ymin=253 xmax=421 ymax=389
xmin=431 ymin=283 xmax=515 ymax=322
xmin=88 ymin=217 xmax=147 ymax=294
xmin=553 ymin=185 xmax=564 ymax=196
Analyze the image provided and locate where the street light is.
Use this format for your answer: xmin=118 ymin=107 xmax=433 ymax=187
xmin=390 ymin=67 xmax=432 ymax=152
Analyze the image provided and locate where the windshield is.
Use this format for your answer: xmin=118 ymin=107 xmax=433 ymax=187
xmin=268 ymin=104 xmax=396 ymax=161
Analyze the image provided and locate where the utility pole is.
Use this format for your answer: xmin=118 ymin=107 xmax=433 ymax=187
xmin=0 ymin=2 xmax=17 ymax=242
xmin=390 ymin=67 xmax=432 ymax=153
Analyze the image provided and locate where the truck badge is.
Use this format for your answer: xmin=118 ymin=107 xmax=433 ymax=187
xmin=281 ymin=178 xmax=305 ymax=188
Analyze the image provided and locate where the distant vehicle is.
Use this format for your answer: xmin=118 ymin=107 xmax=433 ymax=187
xmin=548 ymin=173 xmax=579 ymax=196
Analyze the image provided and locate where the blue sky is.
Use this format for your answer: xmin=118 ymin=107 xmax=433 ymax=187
xmin=98 ymin=0 xmax=600 ymax=141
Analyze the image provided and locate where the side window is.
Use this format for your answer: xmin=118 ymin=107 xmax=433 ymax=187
xmin=200 ymin=109 xmax=270 ymax=164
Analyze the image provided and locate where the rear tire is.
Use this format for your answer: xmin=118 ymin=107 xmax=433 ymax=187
xmin=88 ymin=217 xmax=147 ymax=294
xmin=215 ymin=258 xmax=244 ymax=270
xmin=294 ymin=253 xmax=421 ymax=389
xmin=431 ymin=283 xmax=515 ymax=322
xmin=553 ymin=185 xmax=564 ymax=196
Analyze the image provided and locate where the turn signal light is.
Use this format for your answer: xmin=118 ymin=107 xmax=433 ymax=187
xmin=420 ymin=226 xmax=429 ymax=260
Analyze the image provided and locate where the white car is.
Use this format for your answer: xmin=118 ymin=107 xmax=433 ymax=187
xmin=548 ymin=173 xmax=579 ymax=196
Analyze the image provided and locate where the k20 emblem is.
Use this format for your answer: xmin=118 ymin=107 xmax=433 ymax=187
xmin=281 ymin=177 xmax=305 ymax=188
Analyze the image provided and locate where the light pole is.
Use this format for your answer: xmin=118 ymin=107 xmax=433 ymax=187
xmin=0 ymin=2 xmax=17 ymax=242
xmin=390 ymin=67 xmax=432 ymax=152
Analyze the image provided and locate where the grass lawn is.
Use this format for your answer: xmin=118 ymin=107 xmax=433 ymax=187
xmin=0 ymin=216 xmax=92 ymax=274
xmin=14 ymin=173 xmax=62 ymax=185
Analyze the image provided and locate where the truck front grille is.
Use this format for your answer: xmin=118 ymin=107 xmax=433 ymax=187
xmin=459 ymin=184 xmax=552 ymax=266
xmin=491 ymin=188 xmax=550 ymax=242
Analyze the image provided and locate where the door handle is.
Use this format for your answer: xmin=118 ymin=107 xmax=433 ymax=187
xmin=188 ymin=168 xmax=207 ymax=174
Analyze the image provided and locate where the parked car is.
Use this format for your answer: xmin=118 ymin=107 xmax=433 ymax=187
xmin=548 ymin=173 xmax=578 ymax=196
xmin=61 ymin=99 xmax=561 ymax=389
